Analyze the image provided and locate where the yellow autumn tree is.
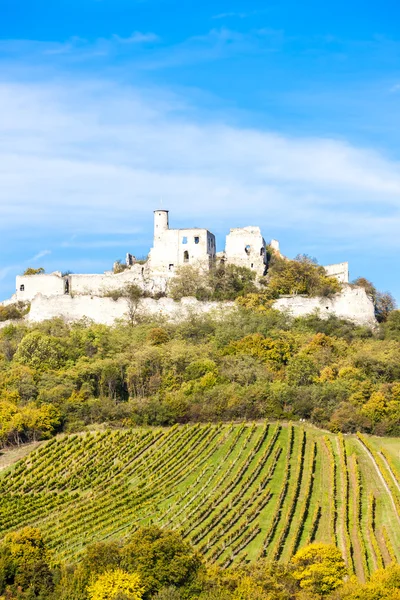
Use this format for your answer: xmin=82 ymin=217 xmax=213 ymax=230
xmin=291 ymin=543 xmax=346 ymax=597
xmin=87 ymin=569 xmax=144 ymax=600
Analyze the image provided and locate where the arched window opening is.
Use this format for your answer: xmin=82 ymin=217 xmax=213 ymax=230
xmin=245 ymin=245 xmax=251 ymax=255
xmin=184 ymin=251 xmax=189 ymax=263
xmin=260 ymin=247 xmax=265 ymax=256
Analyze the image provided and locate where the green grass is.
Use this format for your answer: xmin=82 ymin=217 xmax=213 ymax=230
xmin=0 ymin=423 xmax=399 ymax=578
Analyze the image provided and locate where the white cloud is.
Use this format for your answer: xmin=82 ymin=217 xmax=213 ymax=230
xmin=30 ymin=250 xmax=51 ymax=261
xmin=112 ymin=32 xmax=160 ymax=44
xmin=0 ymin=76 xmax=400 ymax=253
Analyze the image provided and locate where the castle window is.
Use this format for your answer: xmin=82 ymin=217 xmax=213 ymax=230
xmin=251 ymin=263 xmax=254 ymax=268
xmin=182 ymin=236 xmax=188 ymax=244
xmin=245 ymin=245 xmax=251 ymax=255
xmin=260 ymin=247 xmax=265 ymax=256
xmin=183 ymin=251 xmax=189 ymax=263
xmin=169 ymin=264 xmax=174 ymax=271
xmin=20 ymin=284 xmax=25 ymax=292
xmin=64 ymin=280 xmax=69 ymax=294
xmin=194 ymin=236 xmax=200 ymax=244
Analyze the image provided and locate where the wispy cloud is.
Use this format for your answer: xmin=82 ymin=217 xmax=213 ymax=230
xmin=30 ymin=250 xmax=51 ymax=261
xmin=212 ymin=9 xmax=270 ymax=19
xmin=212 ymin=12 xmax=249 ymax=19
xmin=0 ymin=76 xmax=400 ymax=249
xmin=112 ymin=32 xmax=160 ymax=44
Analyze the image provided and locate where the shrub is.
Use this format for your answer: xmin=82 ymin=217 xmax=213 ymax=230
xmin=0 ymin=302 xmax=29 ymax=322
xmin=113 ymin=260 xmax=128 ymax=274
xmin=22 ymin=267 xmax=45 ymax=275
xmin=266 ymin=254 xmax=342 ymax=298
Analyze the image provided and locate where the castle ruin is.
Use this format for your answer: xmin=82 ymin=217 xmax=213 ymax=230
xmin=2 ymin=210 xmax=375 ymax=328
xmin=13 ymin=209 xmax=348 ymax=303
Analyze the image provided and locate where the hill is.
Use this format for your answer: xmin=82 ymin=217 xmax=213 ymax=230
xmin=1 ymin=422 xmax=399 ymax=581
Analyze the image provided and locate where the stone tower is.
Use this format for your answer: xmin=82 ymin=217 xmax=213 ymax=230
xmin=154 ymin=209 xmax=169 ymax=244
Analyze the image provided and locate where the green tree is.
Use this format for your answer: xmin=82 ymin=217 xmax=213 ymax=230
xmin=121 ymin=526 xmax=203 ymax=598
xmin=168 ymin=266 xmax=209 ymax=301
xmin=14 ymin=331 xmax=66 ymax=370
xmin=266 ymin=254 xmax=341 ymax=298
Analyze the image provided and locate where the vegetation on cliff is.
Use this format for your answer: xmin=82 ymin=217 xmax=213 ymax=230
xmin=0 ymin=298 xmax=399 ymax=445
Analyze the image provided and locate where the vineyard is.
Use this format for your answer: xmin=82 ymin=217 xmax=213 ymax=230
xmin=1 ymin=423 xmax=399 ymax=580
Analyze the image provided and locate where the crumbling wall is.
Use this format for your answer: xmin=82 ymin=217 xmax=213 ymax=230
xmin=224 ymin=227 xmax=267 ymax=275
xmin=273 ymin=285 xmax=375 ymax=327
xmin=324 ymin=262 xmax=349 ymax=284
xmin=16 ymin=272 xmax=65 ymax=302
xmin=27 ymin=294 xmax=232 ymax=326
xmin=25 ymin=285 xmax=376 ymax=328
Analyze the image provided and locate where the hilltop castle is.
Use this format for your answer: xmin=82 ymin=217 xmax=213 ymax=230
xmin=14 ymin=210 xmax=349 ymax=303
xmin=2 ymin=210 xmax=375 ymax=328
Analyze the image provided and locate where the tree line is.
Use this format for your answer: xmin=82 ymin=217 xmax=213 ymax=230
xmin=1 ymin=524 xmax=399 ymax=599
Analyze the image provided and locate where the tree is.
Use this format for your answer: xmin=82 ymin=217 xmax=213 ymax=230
xmin=87 ymin=569 xmax=144 ymax=600
xmin=353 ymin=278 xmax=396 ymax=323
xmin=168 ymin=266 xmax=209 ymax=301
xmin=2 ymin=526 xmax=54 ymax=597
xmin=375 ymin=292 xmax=397 ymax=323
xmin=291 ymin=543 xmax=346 ymax=597
xmin=384 ymin=310 xmax=400 ymax=341
xmin=14 ymin=331 xmax=66 ymax=370
xmin=121 ymin=526 xmax=203 ymax=598
xmin=125 ymin=284 xmax=146 ymax=327
xmin=208 ymin=264 xmax=257 ymax=301
xmin=337 ymin=563 xmax=400 ymax=599
xmin=82 ymin=541 xmax=121 ymax=576
xmin=266 ymin=254 xmax=342 ymax=298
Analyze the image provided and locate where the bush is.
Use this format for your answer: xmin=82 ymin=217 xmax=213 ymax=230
xmin=0 ymin=302 xmax=29 ymax=322
xmin=168 ymin=264 xmax=257 ymax=302
xmin=22 ymin=267 xmax=45 ymax=275
xmin=265 ymin=254 xmax=342 ymax=298
xmin=113 ymin=260 xmax=128 ymax=274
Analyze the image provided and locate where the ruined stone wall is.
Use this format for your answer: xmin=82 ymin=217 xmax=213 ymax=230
xmin=16 ymin=273 xmax=65 ymax=302
xmin=324 ymin=262 xmax=349 ymax=284
xmin=224 ymin=227 xmax=267 ymax=275
xmin=24 ymin=285 xmax=376 ymax=328
xmin=27 ymin=294 xmax=232 ymax=326
xmin=149 ymin=228 xmax=215 ymax=273
xmin=273 ymin=285 xmax=375 ymax=327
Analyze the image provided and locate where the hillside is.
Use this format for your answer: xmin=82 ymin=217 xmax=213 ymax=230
xmin=1 ymin=422 xmax=399 ymax=581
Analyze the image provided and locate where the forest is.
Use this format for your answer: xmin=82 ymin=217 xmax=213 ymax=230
xmin=0 ymin=302 xmax=399 ymax=445
xmin=0 ymin=255 xmax=399 ymax=445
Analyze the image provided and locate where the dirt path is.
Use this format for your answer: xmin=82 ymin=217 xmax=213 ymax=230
xmin=0 ymin=442 xmax=41 ymax=471
xmin=355 ymin=438 xmax=400 ymax=527
xmin=349 ymin=455 xmax=366 ymax=581
xmin=333 ymin=438 xmax=347 ymax=562
xmin=379 ymin=452 xmax=400 ymax=494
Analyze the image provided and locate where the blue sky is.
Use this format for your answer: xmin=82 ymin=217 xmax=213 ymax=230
xmin=1 ymin=0 xmax=400 ymax=302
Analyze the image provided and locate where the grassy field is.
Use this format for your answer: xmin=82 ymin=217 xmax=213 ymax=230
xmin=1 ymin=423 xmax=399 ymax=580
